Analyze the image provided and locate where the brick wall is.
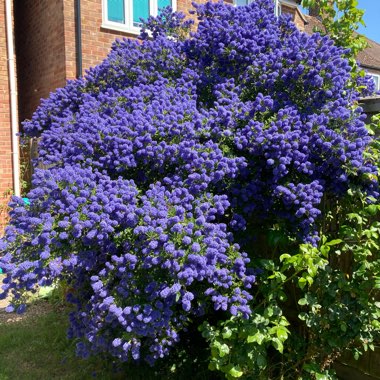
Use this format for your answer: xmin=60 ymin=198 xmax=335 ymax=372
xmin=15 ymin=0 xmax=67 ymax=122
xmin=62 ymin=0 xmax=226 ymax=77
xmin=282 ymin=5 xmax=305 ymax=31
xmin=16 ymin=0 xmax=234 ymax=104
xmin=62 ymin=0 xmax=132 ymax=79
xmin=0 ymin=1 xmax=14 ymax=231
xmin=177 ymin=0 xmax=232 ymax=19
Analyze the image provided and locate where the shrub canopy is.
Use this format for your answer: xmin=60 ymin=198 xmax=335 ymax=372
xmin=0 ymin=0 xmax=377 ymax=371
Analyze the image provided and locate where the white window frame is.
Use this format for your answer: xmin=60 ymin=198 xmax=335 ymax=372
xmin=234 ymin=0 xmax=254 ymax=6
xmin=369 ymin=73 xmax=380 ymax=92
xmin=234 ymin=0 xmax=282 ymax=17
xmin=275 ymin=0 xmax=282 ymax=17
xmin=102 ymin=0 xmax=177 ymax=35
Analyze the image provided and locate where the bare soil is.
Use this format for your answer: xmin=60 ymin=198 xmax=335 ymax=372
xmin=0 ymin=301 xmax=54 ymax=325
xmin=0 ymin=274 xmax=53 ymax=324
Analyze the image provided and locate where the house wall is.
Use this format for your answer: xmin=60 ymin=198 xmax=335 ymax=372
xmin=62 ymin=0 xmax=228 ymax=79
xmin=62 ymin=0 xmax=130 ymax=80
xmin=14 ymin=0 xmax=67 ymax=122
xmin=0 ymin=1 xmax=14 ymax=231
xmin=281 ymin=5 xmax=305 ymax=31
xmin=14 ymin=0 xmax=229 ymax=122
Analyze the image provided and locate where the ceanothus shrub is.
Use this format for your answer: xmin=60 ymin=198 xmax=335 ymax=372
xmin=0 ymin=0 xmax=377 ymax=366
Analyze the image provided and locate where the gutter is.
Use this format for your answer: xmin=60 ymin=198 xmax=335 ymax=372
xmin=5 ymin=0 xmax=20 ymax=197
xmin=275 ymin=0 xmax=280 ymax=17
xmin=360 ymin=63 xmax=380 ymax=72
xmin=75 ymin=0 xmax=83 ymax=78
xmin=359 ymin=95 xmax=380 ymax=114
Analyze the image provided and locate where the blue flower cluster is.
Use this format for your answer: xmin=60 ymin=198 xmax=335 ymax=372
xmin=0 ymin=0 xmax=377 ymax=365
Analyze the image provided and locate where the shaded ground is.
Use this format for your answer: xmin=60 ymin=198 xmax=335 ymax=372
xmin=0 ymin=297 xmax=167 ymax=380
xmin=0 ymin=300 xmax=54 ymax=325
xmin=0 ymin=299 xmax=128 ymax=380
xmin=0 ymin=277 xmax=209 ymax=379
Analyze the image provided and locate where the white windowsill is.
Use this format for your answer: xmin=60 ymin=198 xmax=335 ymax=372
xmin=101 ymin=22 xmax=141 ymax=35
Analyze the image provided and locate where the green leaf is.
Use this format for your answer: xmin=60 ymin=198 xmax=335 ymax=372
xmin=366 ymin=205 xmax=378 ymax=215
xmin=326 ymin=239 xmax=343 ymax=246
xmin=272 ymin=339 xmax=284 ymax=353
xmin=222 ymin=328 xmax=233 ymax=339
xmin=315 ymin=373 xmax=329 ymax=380
xmin=298 ymin=277 xmax=307 ymax=289
xmin=208 ymin=362 xmax=217 ymax=371
xmin=276 ymin=326 xmax=289 ymax=340
xmin=265 ymin=307 xmax=274 ymax=317
xmin=280 ymin=253 xmax=291 ymax=262
xmin=228 ymin=366 xmax=244 ymax=378
xmin=320 ymin=245 xmax=330 ymax=257
xmin=256 ymin=354 xmax=267 ymax=367
xmin=278 ymin=290 xmax=288 ymax=301
xmin=247 ymin=332 xmax=265 ymax=344
xmin=348 ymin=213 xmax=363 ymax=224
xmin=219 ymin=343 xmax=230 ymax=357
xmin=298 ymin=298 xmax=308 ymax=306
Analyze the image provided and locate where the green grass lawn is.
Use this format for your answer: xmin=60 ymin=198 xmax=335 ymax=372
xmin=0 ymin=284 xmax=219 ymax=380
xmin=0 ymin=300 xmax=158 ymax=380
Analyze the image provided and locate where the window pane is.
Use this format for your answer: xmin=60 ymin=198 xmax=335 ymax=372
xmin=133 ymin=0 xmax=149 ymax=26
xmin=369 ymin=74 xmax=379 ymax=90
xmin=373 ymin=75 xmax=379 ymax=91
xmin=158 ymin=0 xmax=172 ymax=10
xmin=236 ymin=0 xmax=249 ymax=5
xmin=107 ymin=0 xmax=124 ymax=23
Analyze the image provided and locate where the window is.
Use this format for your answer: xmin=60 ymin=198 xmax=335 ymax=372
xmin=235 ymin=0 xmax=252 ymax=5
xmin=275 ymin=0 xmax=282 ymax=17
xmin=234 ymin=0 xmax=282 ymax=17
xmin=369 ymin=73 xmax=380 ymax=92
xmin=103 ymin=0 xmax=176 ymax=34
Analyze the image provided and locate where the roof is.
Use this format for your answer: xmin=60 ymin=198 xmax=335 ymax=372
xmin=303 ymin=14 xmax=324 ymax=35
xmin=356 ymin=38 xmax=380 ymax=71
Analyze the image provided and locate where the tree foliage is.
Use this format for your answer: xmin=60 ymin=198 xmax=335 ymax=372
xmin=302 ymin=0 xmax=368 ymax=58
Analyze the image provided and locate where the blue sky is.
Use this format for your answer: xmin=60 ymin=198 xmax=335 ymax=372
xmin=357 ymin=0 xmax=380 ymax=43
xmin=299 ymin=0 xmax=380 ymax=43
